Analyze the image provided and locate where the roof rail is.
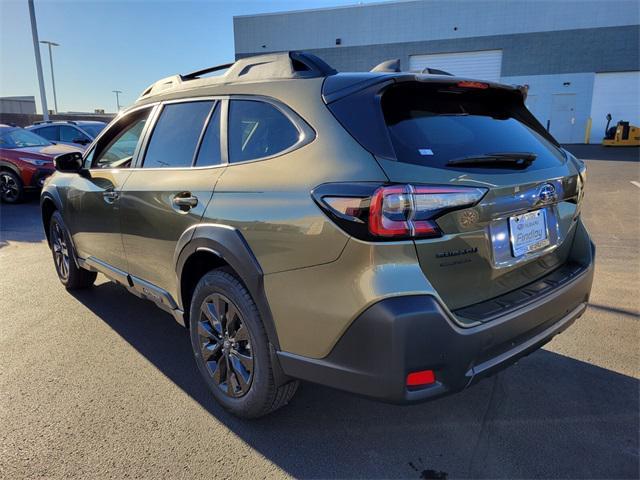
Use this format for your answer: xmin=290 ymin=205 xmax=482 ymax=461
xmin=137 ymin=51 xmax=337 ymax=101
xmin=371 ymin=59 xmax=401 ymax=73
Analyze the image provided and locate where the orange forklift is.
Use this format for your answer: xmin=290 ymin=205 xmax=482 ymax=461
xmin=603 ymin=113 xmax=640 ymax=146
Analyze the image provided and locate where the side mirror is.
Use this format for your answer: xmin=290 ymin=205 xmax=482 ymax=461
xmin=73 ymin=137 xmax=90 ymax=145
xmin=54 ymin=151 xmax=84 ymax=173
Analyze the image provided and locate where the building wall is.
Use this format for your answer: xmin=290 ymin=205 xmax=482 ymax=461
xmin=0 ymin=113 xmax=115 ymax=128
xmin=238 ymin=26 xmax=640 ymax=77
xmin=234 ymin=0 xmax=640 ymax=143
xmin=0 ymin=96 xmax=36 ymax=115
xmin=234 ymin=0 xmax=640 ymax=54
xmin=503 ymin=73 xmax=595 ymax=144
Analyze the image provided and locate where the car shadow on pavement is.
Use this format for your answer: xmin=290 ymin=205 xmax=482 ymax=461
xmin=71 ymin=281 xmax=640 ymax=480
xmin=0 ymin=196 xmax=46 ymax=248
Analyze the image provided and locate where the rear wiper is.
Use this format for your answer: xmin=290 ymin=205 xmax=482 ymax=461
xmin=446 ymin=152 xmax=537 ymax=166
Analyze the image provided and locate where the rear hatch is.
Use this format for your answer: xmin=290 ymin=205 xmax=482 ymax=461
xmin=324 ymin=75 xmax=584 ymax=316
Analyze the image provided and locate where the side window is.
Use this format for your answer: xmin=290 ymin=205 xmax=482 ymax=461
xmin=143 ymin=101 xmax=213 ymax=168
xmin=92 ymin=108 xmax=151 ymax=169
xmin=60 ymin=125 xmax=89 ymax=143
xmin=228 ymin=100 xmax=301 ymax=163
xmin=195 ymin=103 xmax=222 ymax=167
xmin=34 ymin=126 xmax=59 ymax=141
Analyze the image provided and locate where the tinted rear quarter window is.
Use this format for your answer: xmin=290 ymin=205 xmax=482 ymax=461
xmin=143 ymin=101 xmax=214 ymax=168
xmin=228 ymin=100 xmax=300 ymax=163
xmin=195 ymin=103 xmax=222 ymax=167
xmin=60 ymin=125 xmax=88 ymax=142
xmin=34 ymin=126 xmax=59 ymax=141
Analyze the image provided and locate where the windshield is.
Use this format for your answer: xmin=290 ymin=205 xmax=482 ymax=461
xmin=0 ymin=128 xmax=52 ymax=149
xmin=382 ymin=83 xmax=565 ymax=172
xmin=81 ymin=124 xmax=106 ymax=138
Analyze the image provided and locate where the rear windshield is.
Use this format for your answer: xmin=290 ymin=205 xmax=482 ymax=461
xmin=381 ymin=83 xmax=565 ymax=171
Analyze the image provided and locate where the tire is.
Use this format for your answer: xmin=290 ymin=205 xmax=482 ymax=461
xmin=0 ymin=170 xmax=24 ymax=204
xmin=49 ymin=211 xmax=97 ymax=289
xmin=189 ymin=269 xmax=298 ymax=419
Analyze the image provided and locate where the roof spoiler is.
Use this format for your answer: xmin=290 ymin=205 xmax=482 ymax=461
xmin=137 ymin=51 xmax=337 ymax=101
xmin=370 ymin=59 xmax=454 ymax=76
xmin=421 ymin=67 xmax=453 ymax=76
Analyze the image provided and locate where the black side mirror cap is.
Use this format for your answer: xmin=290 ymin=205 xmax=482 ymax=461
xmin=73 ymin=138 xmax=90 ymax=145
xmin=54 ymin=151 xmax=84 ymax=173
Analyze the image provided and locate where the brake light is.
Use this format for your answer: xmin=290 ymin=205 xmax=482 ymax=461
xmin=457 ymin=81 xmax=489 ymax=89
xmin=313 ymin=183 xmax=486 ymax=241
xmin=369 ymin=185 xmax=486 ymax=238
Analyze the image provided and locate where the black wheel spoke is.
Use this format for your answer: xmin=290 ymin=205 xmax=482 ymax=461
xmin=229 ymin=354 xmax=251 ymax=393
xmin=201 ymin=340 xmax=222 ymax=362
xmin=234 ymin=324 xmax=249 ymax=343
xmin=226 ymin=304 xmax=241 ymax=335
xmin=51 ymin=222 xmax=70 ymax=280
xmin=232 ymin=350 xmax=253 ymax=372
xmin=211 ymin=357 xmax=224 ymax=385
xmin=197 ymin=320 xmax=217 ymax=340
xmin=197 ymin=292 xmax=254 ymax=399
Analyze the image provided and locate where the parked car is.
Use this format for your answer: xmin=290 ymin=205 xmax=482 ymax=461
xmin=41 ymin=52 xmax=594 ymax=418
xmin=0 ymin=125 xmax=82 ymax=203
xmin=26 ymin=120 xmax=106 ymax=148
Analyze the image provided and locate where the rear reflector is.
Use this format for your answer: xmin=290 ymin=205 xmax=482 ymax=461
xmin=406 ymin=370 xmax=436 ymax=387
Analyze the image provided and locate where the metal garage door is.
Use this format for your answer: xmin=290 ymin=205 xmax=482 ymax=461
xmin=590 ymin=71 xmax=640 ymax=143
xmin=409 ymin=50 xmax=502 ymax=82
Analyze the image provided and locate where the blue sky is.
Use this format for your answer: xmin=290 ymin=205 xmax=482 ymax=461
xmin=0 ymin=0 xmax=384 ymax=113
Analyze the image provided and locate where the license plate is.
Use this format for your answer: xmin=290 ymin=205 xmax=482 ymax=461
xmin=509 ymin=209 xmax=549 ymax=257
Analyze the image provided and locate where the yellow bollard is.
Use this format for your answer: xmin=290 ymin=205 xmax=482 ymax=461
xmin=584 ymin=117 xmax=592 ymax=144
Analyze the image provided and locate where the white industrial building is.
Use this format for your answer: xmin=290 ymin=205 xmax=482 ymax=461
xmin=234 ymin=0 xmax=640 ymax=144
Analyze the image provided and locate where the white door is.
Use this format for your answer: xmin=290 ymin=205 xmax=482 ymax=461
xmin=590 ymin=71 xmax=640 ymax=143
xmin=409 ymin=50 xmax=502 ymax=82
xmin=550 ymin=94 xmax=576 ymax=143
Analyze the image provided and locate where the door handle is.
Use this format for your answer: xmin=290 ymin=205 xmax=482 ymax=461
xmin=173 ymin=193 xmax=198 ymax=211
xmin=103 ymin=189 xmax=119 ymax=204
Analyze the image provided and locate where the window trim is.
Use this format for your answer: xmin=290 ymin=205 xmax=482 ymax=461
xmin=226 ymin=95 xmax=316 ymax=166
xmin=84 ymin=103 xmax=159 ymax=171
xmin=133 ymin=97 xmax=226 ymax=171
xmin=83 ymin=94 xmax=315 ymax=173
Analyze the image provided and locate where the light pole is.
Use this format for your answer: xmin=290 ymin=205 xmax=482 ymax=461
xmin=40 ymin=40 xmax=60 ymax=113
xmin=112 ymin=90 xmax=122 ymax=111
xmin=27 ymin=0 xmax=49 ymax=120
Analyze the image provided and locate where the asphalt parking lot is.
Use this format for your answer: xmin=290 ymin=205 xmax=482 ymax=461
xmin=1 ymin=148 xmax=639 ymax=479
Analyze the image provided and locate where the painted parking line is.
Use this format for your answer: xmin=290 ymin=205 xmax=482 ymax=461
xmin=631 ymin=181 xmax=640 ymax=189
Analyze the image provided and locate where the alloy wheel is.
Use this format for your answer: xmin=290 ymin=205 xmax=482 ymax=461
xmin=51 ymin=222 xmax=70 ymax=280
xmin=197 ymin=293 xmax=254 ymax=397
xmin=0 ymin=173 xmax=19 ymax=202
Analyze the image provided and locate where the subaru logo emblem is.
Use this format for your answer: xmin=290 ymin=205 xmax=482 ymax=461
xmin=538 ymin=183 xmax=557 ymax=204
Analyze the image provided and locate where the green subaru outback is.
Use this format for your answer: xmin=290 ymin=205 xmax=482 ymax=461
xmin=41 ymin=52 xmax=594 ymax=418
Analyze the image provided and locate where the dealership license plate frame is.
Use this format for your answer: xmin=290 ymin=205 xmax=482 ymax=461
xmin=508 ymin=209 xmax=550 ymax=258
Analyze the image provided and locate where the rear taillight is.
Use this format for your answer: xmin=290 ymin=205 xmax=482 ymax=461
xmin=312 ymin=183 xmax=486 ymax=241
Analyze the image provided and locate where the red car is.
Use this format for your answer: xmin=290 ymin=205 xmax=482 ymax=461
xmin=0 ymin=125 xmax=82 ymax=203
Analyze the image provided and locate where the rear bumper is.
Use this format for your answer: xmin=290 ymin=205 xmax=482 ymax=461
xmin=278 ymin=242 xmax=595 ymax=404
